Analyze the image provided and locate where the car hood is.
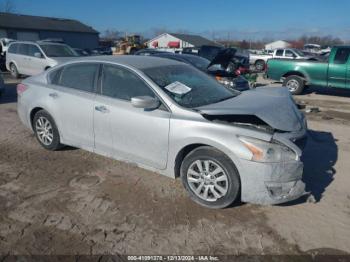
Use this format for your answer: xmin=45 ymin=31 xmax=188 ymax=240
xmin=196 ymin=87 xmax=303 ymax=132
xmin=207 ymin=48 xmax=237 ymax=69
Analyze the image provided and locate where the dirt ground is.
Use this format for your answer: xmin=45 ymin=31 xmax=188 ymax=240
xmin=0 ymin=73 xmax=350 ymax=256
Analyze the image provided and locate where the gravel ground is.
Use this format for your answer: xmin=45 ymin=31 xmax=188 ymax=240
xmin=0 ymin=73 xmax=350 ymax=256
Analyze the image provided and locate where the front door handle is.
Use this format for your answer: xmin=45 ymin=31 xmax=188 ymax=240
xmin=49 ymin=92 xmax=58 ymax=98
xmin=95 ymin=105 xmax=109 ymax=113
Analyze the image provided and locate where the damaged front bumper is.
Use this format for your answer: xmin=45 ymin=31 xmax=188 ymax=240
xmin=239 ymin=158 xmax=306 ymax=205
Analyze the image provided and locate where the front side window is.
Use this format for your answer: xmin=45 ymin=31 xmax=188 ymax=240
xmin=334 ymin=48 xmax=350 ymax=64
xmin=101 ymin=64 xmax=155 ymax=101
xmin=39 ymin=44 xmax=77 ymax=57
xmin=285 ymin=50 xmax=294 ymax=58
xmin=142 ymin=64 xmax=239 ymax=108
xmin=59 ymin=63 xmax=98 ymax=93
xmin=28 ymin=45 xmax=42 ymax=57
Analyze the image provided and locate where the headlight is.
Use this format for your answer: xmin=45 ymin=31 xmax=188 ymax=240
xmin=238 ymin=136 xmax=297 ymax=162
xmin=215 ymin=76 xmax=236 ymax=87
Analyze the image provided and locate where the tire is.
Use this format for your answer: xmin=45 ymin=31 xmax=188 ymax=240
xmin=255 ymin=60 xmax=265 ymax=71
xmin=9 ymin=63 xmax=20 ymax=79
xmin=180 ymin=146 xmax=240 ymax=209
xmin=33 ymin=110 xmax=63 ymax=150
xmin=283 ymin=75 xmax=305 ymax=95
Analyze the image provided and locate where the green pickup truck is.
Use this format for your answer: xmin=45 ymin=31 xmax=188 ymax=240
xmin=267 ymin=46 xmax=350 ymax=95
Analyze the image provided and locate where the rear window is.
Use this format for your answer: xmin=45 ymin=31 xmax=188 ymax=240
xmin=334 ymin=48 xmax=350 ymax=64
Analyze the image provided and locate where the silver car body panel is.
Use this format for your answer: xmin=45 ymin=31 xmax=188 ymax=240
xmin=17 ymin=56 xmax=308 ymax=205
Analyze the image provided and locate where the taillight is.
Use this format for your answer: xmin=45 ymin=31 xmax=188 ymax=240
xmin=17 ymin=83 xmax=28 ymax=95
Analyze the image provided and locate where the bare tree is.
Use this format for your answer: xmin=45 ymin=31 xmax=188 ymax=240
xmin=0 ymin=0 xmax=16 ymax=13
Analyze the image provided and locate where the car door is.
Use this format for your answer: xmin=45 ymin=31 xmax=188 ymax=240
xmin=26 ymin=44 xmax=46 ymax=75
xmin=16 ymin=43 xmax=30 ymax=75
xmin=47 ymin=63 xmax=99 ymax=150
xmin=93 ymin=64 xmax=170 ymax=169
xmin=328 ymin=47 xmax=350 ymax=89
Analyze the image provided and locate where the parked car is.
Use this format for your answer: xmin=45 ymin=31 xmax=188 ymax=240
xmin=17 ymin=56 xmax=307 ymax=208
xmin=6 ymin=41 xmax=78 ymax=78
xmin=0 ymin=73 xmax=4 ymax=96
xmin=267 ymin=46 xmax=350 ymax=95
xmin=134 ymin=48 xmax=169 ymax=56
xmin=139 ymin=52 xmax=250 ymax=91
xmin=249 ymin=52 xmax=272 ymax=71
xmin=183 ymin=45 xmax=250 ymax=72
xmin=91 ymin=47 xmax=113 ymax=55
xmin=272 ymin=48 xmax=318 ymax=61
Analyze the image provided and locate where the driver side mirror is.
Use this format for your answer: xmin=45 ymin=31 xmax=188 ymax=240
xmin=131 ymin=96 xmax=160 ymax=110
xmin=34 ymin=52 xmax=43 ymax=58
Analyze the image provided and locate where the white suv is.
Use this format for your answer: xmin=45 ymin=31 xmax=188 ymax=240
xmin=6 ymin=41 xmax=77 ymax=78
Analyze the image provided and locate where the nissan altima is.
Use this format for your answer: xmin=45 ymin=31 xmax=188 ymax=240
xmin=17 ymin=56 xmax=307 ymax=208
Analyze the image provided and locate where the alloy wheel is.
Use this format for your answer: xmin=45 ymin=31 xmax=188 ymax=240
xmin=35 ymin=116 xmax=54 ymax=146
xmin=187 ymin=159 xmax=228 ymax=202
xmin=286 ymin=79 xmax=299 ymax=92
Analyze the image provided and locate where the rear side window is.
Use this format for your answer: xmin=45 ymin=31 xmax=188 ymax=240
xmin=59 ymin=63 xmax=99 ymax=93
xmin=334 ymin=48 xmax=350 ymax=64
xmin=275 ymin=49 xmax=283 ymax=56
xmin=101 ymin=64 xmax=155 ymax=101
xmin=49 ymin=68 xmax=63 ymax=85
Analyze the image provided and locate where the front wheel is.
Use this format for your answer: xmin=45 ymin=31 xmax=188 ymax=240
xmin=283 ymin=75 xmax=305 ymax=95
xmin=33 ymin=110 xmax=63 ymax=150
xmin=10 ymin=63 xmax=20 ymax=79
xmin=180 ymin=146 xmax=240 ymax=209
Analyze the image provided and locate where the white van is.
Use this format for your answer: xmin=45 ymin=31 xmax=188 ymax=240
xmin=6 ymin=41 xmax=77 ymax=78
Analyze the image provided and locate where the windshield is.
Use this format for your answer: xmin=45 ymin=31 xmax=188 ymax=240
xmin=142 ymin=64 xmax=239 ymax=108
xmin=39 ymin=44 xmax=78 ymax=57
xmin=182 ymin=56 xmax=211 ymax=71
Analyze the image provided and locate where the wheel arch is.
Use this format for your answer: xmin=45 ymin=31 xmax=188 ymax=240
xmin=174 ymin=142 xmax=241 ymax=181
xmin=29 ymin=107 xmax=44 ymax=130
xmin=283 ymin=71 xmax=309 ymax=82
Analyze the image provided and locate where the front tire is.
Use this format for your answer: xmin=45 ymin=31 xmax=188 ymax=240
xmin=33 ymin=110 xmax=63 ymax=150
xmin=283 ymin=75 xmax=305 ymax=95
xmin=180 ymin=146 xmax=240 ymax=209
xmin=10 ymin=63 xmax=20 ymax=79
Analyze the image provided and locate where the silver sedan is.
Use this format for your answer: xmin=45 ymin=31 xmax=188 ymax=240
xmin=17 ymin=56 xmax=307 ymax=208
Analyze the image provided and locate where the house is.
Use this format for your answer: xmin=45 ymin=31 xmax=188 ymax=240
xmin=265 ymin=40 xmax=291 ymax=50
xmin=146 ymin=33 xmax=220 ymax=50
xmin=0 ymin=12 xmax=99 ymax=49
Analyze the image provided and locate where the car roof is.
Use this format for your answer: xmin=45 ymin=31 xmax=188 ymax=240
xmin=8 ymin=41 xmax=67 ymax=46
xmin=62 ymin=55 xmax=185 ymax=70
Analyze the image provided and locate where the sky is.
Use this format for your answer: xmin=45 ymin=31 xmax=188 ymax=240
xmin=5 ymin=0 xmax=350 ymax=41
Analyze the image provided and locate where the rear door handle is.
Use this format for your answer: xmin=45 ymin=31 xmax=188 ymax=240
xmin=95 ymin=105 xmax=109 ymax=113
xmin=49 ymin=92 xmax=58 ymax=98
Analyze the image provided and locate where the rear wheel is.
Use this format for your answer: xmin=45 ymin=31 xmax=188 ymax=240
xmin=33 ymin=110 xmax=63 ymax=150
xmin=180 ymin=146 xmax=240 ymax=209
xmin=255 ymin=60 xmax=265 ymax=71
xmin=283 ymin=75 xmax=305 ymax=95
xmin=10 ymin=63 xmax=19 ymax=79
